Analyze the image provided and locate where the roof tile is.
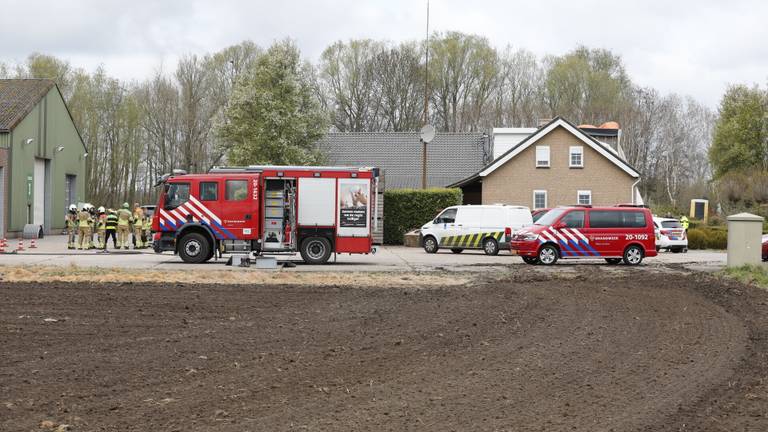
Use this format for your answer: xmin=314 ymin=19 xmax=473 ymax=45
xmin=316 ymin=132 xmax=490 ymax=189
xmin=0 ymin=79 xmax=55 ymax=131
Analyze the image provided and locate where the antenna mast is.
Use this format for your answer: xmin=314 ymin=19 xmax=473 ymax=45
xmin=421 ymin=0 xmax=430 ymax=189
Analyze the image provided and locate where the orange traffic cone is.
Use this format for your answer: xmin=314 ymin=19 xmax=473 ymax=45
xmin=16 ymin=237 xmax=24 ymax=252
xmin=0 ymin=238 xmax=6 ymax=253
xmin=29 ymin=238 xmax=37 ymax=249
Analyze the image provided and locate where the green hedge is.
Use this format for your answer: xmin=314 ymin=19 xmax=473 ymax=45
xmin=384 ymin=188 xmax=462 ymax=244
xmin=686 ymin=227 xmax=727 ymax=250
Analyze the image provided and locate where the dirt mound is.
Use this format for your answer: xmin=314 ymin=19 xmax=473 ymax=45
xmin=0 ymin=268 xmax=766 ymax=431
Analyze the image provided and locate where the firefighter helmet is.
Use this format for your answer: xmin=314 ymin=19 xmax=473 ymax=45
xmin=68 ymin=204 xmax=77 ymax=212
xmin=122 ymin=202 xmax=129 ymax=209
xmin=98 ymin=206 xmax=105 ymax=213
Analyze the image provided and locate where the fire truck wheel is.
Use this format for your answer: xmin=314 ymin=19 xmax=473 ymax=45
xmin=623 ymin=245 xmax=644 ymax=265
xmin=482 ymin=238 xmax=499 ymax=256
xmin=450 ymin=248 xmax=464 ymax=254
xmin=537 ymin=244 xmax=559 ymax=265
xmin=300 ymin=237 xmax=332 ymax=265
xmin=178 ymin=232 xmax=211 ymax=264
xmin=423 ymin=236 xmax=438 ymax=254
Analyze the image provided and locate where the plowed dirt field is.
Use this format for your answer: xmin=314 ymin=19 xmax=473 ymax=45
xmin=1 ymin=267 xmax=767 ymax=431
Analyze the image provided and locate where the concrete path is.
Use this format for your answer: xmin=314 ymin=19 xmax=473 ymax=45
xmin=0 ymin=235 xmax=727 ymax=272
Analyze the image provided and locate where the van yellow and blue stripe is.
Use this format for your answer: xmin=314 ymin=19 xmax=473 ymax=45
xmin=440 ymin=231 xmax=504 ymax=248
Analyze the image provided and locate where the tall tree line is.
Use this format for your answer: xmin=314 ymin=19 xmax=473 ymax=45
xmin=707 ymin=84 xmax=768 ymax=215
xmin=0 ymin=32 xmax=716 ymax=207
xmin=318 ymin=35 xmax=715 ymax=207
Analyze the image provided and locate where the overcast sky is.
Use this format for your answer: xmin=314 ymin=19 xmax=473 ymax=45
xmin=0 ymin=0 xmax=765 ymax=108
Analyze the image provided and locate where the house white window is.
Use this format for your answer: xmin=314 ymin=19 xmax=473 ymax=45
xmin=570 ymin=146 xmax=583 ymax=167
xmin=535 ymin=146 xmax=550 ymax=168
xmin=577 ymin=190 xmax=592 ymax=205
xmin=533 ymin=190 xmax=547 ymax=209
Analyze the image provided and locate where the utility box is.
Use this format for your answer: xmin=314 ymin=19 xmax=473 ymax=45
xmin=727 ymin=212 xmax=764 ymax=267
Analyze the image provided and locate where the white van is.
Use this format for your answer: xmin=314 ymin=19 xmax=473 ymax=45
xmin=420 ymin=205 xmax=533 ymax=255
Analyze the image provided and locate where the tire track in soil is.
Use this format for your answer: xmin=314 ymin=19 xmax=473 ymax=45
xmin=0 ymin=268 xmax=763 ymax=432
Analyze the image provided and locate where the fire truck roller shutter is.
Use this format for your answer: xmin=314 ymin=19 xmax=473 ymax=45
xmin=298 ymin=178 xmax=336 ymax=226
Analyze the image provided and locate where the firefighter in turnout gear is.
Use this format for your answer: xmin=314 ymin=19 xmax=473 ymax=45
xmin=95 ymin=207 xmax=107 ymax=249
xmin=132 ymin=203 xmax=144 ymax=249
xmin=105 ymin=209 xmax=118 ymax=250
xmin=143 ymin=213 xmax=152 ymax=248
xmin=117 ymin=203 xmax=133 ymax=250
xmin=87 ymin=204 xmax=97 ymax=249
xmin=76 ymin=206 xmax=93 ymax=250
xmin=65 ymin=204 xmax=78 ymax=249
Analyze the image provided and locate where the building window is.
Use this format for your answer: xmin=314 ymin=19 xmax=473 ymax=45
xmin=533 ymin=190 xmax=547 ymax=209
xmin=570 ymin=146 xmax=583 ymax=167
xmin=577 ymin=190 xmax=592 ymax=205
xmin=535 ymin=146 xmax=550 ymax=168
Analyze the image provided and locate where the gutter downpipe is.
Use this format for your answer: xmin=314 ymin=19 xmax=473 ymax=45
xmin=631 ymin=178 xmax=641 ymax=205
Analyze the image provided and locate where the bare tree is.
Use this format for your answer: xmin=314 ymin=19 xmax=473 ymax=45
xmin=375 ymin=41 xmax=424 ymax=131
xmin=319 ymin=39 xmax=385 ymax=131
xmin=428 ymin=32 xmax=499 ymax=132
xmin=492 ymin=47 xmax=544 ymax=127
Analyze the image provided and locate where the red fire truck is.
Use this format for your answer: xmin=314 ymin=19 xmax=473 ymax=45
xmin=152 ymin=166 xmax=380 ymax=264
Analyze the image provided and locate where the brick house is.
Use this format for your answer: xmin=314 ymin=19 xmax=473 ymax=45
xmin=450 ymin=117 xmax=642 ymax=208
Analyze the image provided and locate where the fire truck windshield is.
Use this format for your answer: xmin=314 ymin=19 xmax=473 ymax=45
xmin=164 ymin=183 xmax=190 ymax=210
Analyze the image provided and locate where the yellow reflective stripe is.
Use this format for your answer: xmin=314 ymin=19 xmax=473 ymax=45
xmin=471 ymin=233 xmax=481 ymax=247
xmin=495 ymin=231 xmax=504 ymax=241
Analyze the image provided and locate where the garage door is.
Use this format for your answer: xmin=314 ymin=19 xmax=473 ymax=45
xmin=34 ymin=158 xmax=45 ymax=226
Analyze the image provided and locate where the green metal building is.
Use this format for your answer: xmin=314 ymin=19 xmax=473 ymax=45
xmin=0 ymin=79 xmax=87 ymax=238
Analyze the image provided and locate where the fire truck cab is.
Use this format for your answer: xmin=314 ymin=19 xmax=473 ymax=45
xmin=152 ymin=166 xmax=379 ymax=264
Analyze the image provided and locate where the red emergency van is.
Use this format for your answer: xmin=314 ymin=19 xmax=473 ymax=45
xmin=509 ymin=205 xmax=657 ymax=265
xmin=152 ymin=166 xmax=379 ymax=264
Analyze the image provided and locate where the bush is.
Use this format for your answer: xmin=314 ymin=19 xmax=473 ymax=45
xmin=707 ymin=215 xmax=725 ymax=227
xmin=706 ymin=229 xmax=728 ymax=249
xmin=383 ymin=188 xmax=462 ymax=245
xmin=651 ymin=205 xmax=686 ymax=219
xmin=686 ymin=227 xmax=728 ymax=250
xmin=686 ymin=229 xmax=706 ymax=249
